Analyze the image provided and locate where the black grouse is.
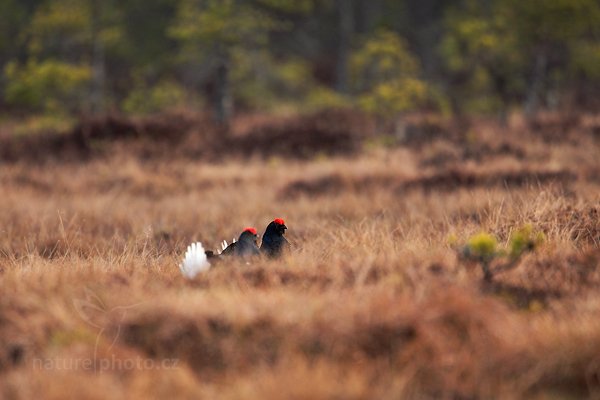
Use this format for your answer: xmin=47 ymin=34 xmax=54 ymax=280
xmin=260 ymin=218 xmax=289 ymax=258
xmin=180 ymin=227 xmax=260 ymax=278
xmin=220 ymin=227 xmax=261 ymax=257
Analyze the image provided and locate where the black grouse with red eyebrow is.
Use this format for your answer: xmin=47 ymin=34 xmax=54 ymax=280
xmin=212 ymin=227 xmax=260 ymax=258
xmin=180 ymin=227 xmax=260 ymax=279
xmin=260 ymin=218 xmax=289 ymax=258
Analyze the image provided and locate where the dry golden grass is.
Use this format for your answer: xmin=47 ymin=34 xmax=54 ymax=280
xmin=0 ymin=115 xmax=599 ymax=399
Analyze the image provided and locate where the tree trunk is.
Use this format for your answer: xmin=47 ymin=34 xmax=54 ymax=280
xmin=90 ymin=0 xmax=105 ymax=115
xmin=406 ymin=0 xmax=442 ymax=81
xmin=335 ymin=0 xmax=354 ymax=94
xmin=525 ymin=50 xmax=547 ymax=119
xmin=356 ymin=0 xmax=382 ymax=33
xmin=214 ymin=55 xmax=232 ymax=125
xmin=488 ymin=66 xmax=509 ymax=127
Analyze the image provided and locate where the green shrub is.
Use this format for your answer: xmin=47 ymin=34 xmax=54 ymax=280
xmin=508 ymin=224 xmax=545 ymax=260
xmin=122 ymin=79 xmax=190 ymax=115
xmin=571 ymin=42 xmax=600 ymax=80
xmin=466 ymin=232 xmax=498 ymax=262
xmin=455 ymin=225 xmax=544 ymax=282
xmin=305 ymin=87 xmax=351 ymax=110
xmin=231 ymin=49 xmax=328 ymax=111
xmin=4 ymin=59 xmax=91 ymax=113
xmin=357 ymin=78 xmax=428 ymax=118
xmin=351 ymin=30 xmax=419 ymax=89
xmin=350 ymin=30 xmax=440 ymax=117
xmin=13 ymin=114 xmax=75 ymax=136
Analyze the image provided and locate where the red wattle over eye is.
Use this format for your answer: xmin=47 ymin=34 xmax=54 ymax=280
xmin=274 ymin=218 xmax=285 ymax=225
xmin=244 ymin=227 xmax=257 ymax=235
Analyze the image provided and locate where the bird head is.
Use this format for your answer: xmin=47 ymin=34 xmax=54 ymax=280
xmin=272 ymin=218 xmax=287 ymax=235
xmin=240 ymin=227 xmax=259 ymax=245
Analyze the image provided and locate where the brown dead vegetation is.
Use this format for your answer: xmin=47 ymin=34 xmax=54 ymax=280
xmin=281 ymin=167 xmax=577 ymax=199
xmin=0 ymin=108 xmax=373 ymax=163
xmin=0 ymin=111 xmax=599 ymax=399
xmin=2 ymin=110 xmax=597 ymax=165
xmin=228 ymin=108 xmax=374 ymax=159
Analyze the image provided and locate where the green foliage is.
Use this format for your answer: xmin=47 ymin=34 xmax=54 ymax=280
xmin=351 ymin=30 xmax=419 ymax=90
xmin=218 ymin=46 xmax=350 ymax=113
xmin=509 ymin=224 xmax=545 ymax=259
xmin=357 ymin=78 xmax=428 ymax=118
xmin=0 ymin=0 xmax=28 ymax=57
xmin=506 ymin=0 xmax=600 ymax=45
xmin=4 ymin=59 xmax=91 ymax=113
xmin=440 ymin=0 xmax=524 ymax=114
xmin=122 ymin=79 xmax=190 ymax=115
xmin=305 ymin=87 xmax=351 ymax=111
xmin=255 ymin=0 xmax=318 ymax=14
xmin=2 ymin=0 xmax=600 ymax=119
xmin=505 ymin=0 xmax=600 ymax=100
xmin=458 ymin=225 xmax=544 ymax=281
xmin=441 ymin=0 xmax=600 ymax=114
xmin=571 ymin=42 xmax=600 ymax=80
xmin=27 ymin=0 xmax=124 ymax=58
xmin=119 ymin=0 xmax=179 ymax=66
xmin=12 ymin=114 xmax=76 ymax=136
xmin=351 ymin=30 xmax=431 ymax=117
xmin=230 ymin=49 xmax=315 ymax=110
xmin=27 ymin=0 xmax=90 ymax=56
xmin=466 ymin=232 xmax=498 ymax=262
xmin=168 ymin=0 xmax=297 ymax=120
xmin=169 ymin=0 xmax=279 ymax=61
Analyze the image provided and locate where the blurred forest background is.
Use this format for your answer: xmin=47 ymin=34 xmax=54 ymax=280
xmin=1 ymin=0 xmax=599 ymax=130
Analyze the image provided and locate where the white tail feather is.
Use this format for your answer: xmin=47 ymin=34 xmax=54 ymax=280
xmin=179 ymin=242 xmax=210 ymax=279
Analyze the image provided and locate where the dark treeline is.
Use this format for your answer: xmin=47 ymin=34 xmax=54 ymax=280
xmin=1 ymin=0 xmax=599 ymax=123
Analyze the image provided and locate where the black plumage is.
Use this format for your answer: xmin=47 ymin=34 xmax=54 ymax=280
xmin=206 ymin=227 xmax=260 ymax=259
xmin=260 ymin=218 xmax=289 ymax=258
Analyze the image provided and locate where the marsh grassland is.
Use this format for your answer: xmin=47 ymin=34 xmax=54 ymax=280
xmin=0 ymin=112 xmax=599 ymax=399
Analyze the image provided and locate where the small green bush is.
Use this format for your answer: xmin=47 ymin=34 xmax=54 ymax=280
xmin=122 ymin=79 xmax=190 ymax=115
xmin=350 ymin=30 xmax=442 ymax=117
xmin=508 ymin=224 xmax=545 ymax=260
xmin=455 ymin=225 xmax=544 ymax=281
xmin=4 ymin=59 xmax=91 ymax=114
xmin=466 ymin=232 xmax=498 ymax=261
